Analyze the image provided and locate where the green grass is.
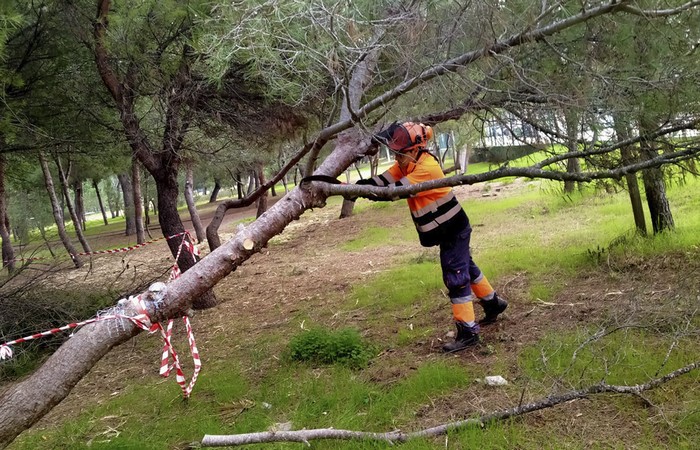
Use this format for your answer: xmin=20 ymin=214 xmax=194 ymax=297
xmin=519 ymin=327 xmax=700 ymax=386
xmin=348 ymin=261 xmax=443 ymax=311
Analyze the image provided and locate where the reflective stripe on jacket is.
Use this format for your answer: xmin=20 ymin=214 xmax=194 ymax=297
xmin=367 ymin=152 xmax=468 ymax=247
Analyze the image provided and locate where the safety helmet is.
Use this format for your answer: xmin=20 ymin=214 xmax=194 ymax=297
xmin=375 ymin=121 xmax=434 ymax=153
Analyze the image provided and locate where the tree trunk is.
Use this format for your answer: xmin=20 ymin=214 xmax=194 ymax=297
xmin=184 ymin=162 xmax=206 ymax=243
xmin=339 ymin=199 xmax=356 ymax=219
xmin=236 ymin=171 xmax=243 ymax=199
xmin=255 ymin=164 xmax=268 ymax=218
xmin=613 ymin=116 xmax=646 ymax=235
xmin=639 ymin=118 xmax=674 ymax=234
xmin=209 ymin=178 xmax=221 ymax=203
xmin=92 ymin=178 xmax=109 ymax=226
xmin=132 ymin=160 xmax=146 ymax=244
xmin=245 ymin=171 xmax=255 ymax=196
xmin=72 ymin=179 xmax=86 ymax=230
xmin=155 ymin=169 xmax=216 ymax=309
xmin=0 ymin=153 xmax=15 ymax=273
xmin=117 ymin=173 xmax=136 ymax=236
xmin=38 ymin=153 xmax=82 ymax=268
xmin=55 ymin=157 xmax=92 ymax=254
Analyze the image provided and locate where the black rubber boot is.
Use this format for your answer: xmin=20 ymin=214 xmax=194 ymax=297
xmin=442 ymin=322 xmax=479 ymax=353
xmin=478 ymin=293 xmax=508 ymax=325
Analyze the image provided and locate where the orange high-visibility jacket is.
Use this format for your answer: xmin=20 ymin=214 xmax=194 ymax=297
xmin=366 ymin=152 xmax=468 ymax=247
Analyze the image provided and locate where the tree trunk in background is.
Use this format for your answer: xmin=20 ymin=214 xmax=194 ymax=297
xmin=154 ymin=169 xmax=216 ymax=309
xmin=117 ymin=173 xmax=136 ymax=236
xmin=93 ymin=179 xmax=109 ymax=226
xmin=38 ymin=153 xmax=82 ymax=268
xmin=72 ymin=180 xmax=86 ymax=230
xmin=132 ymin=159 xmax=146 ymax=244
xmin=256 ymin=163 xmax=268 ymax=218
xmin=209 ymin=178 xmax=221 ymax=203
xmin=55 ymin=157 xmax=91 ymax=254
xmin=246 ymin=170 xmax=255 ymax=196
xmin=639 ymin=118 xmax=674 ymax=234
xmin=563 ymin=110 xmax=581 ymax=194
xmin=0 ymin=153 xmax=15 ymax=273
xmin=235 ymin=171 xmax=243 ymax=199
xmin=184 ymin=162 xmax=206 ymax=243
xmin=613 ymin=115 xmax=646 ymax=235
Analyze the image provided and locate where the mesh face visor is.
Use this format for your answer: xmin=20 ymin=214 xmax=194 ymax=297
xmin=386 ymin=123 xmax=414 ymax=151
xmin=374 ymin=122 xmax=414 ymax=152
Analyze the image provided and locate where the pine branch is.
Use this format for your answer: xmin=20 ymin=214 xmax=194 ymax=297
xmin=201 ymin=361 xmax=699 ymax=447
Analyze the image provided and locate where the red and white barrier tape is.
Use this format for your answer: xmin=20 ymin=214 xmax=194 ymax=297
xmin=0 ymin=231 xmax=202 ymax=398
xmin=2 ymin=231 xmax=188 ymax=266
xmin=0 ymin=297 xmax=152 ymax=359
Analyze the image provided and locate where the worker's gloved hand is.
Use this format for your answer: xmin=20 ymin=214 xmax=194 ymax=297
xmin=355 ymin=178 xmax=391 ymax=202
xmin=348 ymin=178 xmax=378 ymax=202
xmin=344 ymin=178 xmax=370 ymax=202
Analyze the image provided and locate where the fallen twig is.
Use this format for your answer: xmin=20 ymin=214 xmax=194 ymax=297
xmin=200 ymin=361 xmax=699 ymax=447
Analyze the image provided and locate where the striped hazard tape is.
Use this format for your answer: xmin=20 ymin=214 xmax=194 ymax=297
xmin=0 ymin=231 xmax=202 ymax=398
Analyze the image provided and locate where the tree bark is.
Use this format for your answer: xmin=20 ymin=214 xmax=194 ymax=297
xmin=638 ymin=118 xmax=674 ymax=234
xmin=245 ymin=171 xmax=255 ymax=196
xmin=209 ymin=178 xmax=221 ymax=203
xmin=0 ymin=153 xmax=15 ymax=273
xmin=55 ymin=157 xmax=92 ymax=254
xmin=117 ymin=173 xmax=136 ymax=236
xmin=155 ymin=169 xmax=216 ymax=309
xmin=38 ymin=153 xmax=82 ymax=268
xmin=185 ymin=161 xmax=206 ymax=242
xmin=92 ymin=178 xmax=109 ymax=226
xmin=132 ymin=159 xmax=146 ymax=244
xmin=72 ymin=179 xmax=86 ymax=230
xmin=613 ymin=116 xmax=646 ymax=235
xmin=235 ymin=171 xmax=243 ymax=199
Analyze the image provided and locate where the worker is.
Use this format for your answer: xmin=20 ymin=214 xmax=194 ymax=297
xmin=357 ymin=121 xmax=508 ymax=352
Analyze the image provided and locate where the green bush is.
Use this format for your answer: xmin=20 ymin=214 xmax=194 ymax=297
xmin=288 ymin=327 xmax=376 ymax=369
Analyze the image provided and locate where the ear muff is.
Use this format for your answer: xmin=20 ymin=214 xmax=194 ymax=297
xmin=399 ymin=122 xmax=432 ymax=151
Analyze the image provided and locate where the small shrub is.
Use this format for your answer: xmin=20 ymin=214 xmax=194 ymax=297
xmin=288 ymin=327 xmax=376 ymax=369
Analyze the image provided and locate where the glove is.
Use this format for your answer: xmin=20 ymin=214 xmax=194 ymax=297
xmin=348 ymin=178 xmax=376 ymax=202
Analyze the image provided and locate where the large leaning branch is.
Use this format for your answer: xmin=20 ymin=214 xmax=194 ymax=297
xmin=201 ymin=361 xmax=700 ymax=447
xmin=318 ymin=147 xmax=700 ymax=201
